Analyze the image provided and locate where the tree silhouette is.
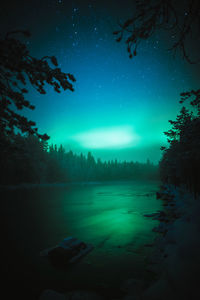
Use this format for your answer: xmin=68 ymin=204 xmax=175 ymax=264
xmin=0 ymin=30 xmax=76 ymax=142
xmin=114 ymin=0 xmax=200 ymax=63
xmin=114 ymin=0 xmax=200 ymax=193
xmin=114 ymin=0 xmax=200 ymax=116
xmin=160 ymin=102 xmax=200 ymax=194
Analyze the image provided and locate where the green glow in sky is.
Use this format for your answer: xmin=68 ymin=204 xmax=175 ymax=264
xmin=9 ymin=0 xmax=199 ymax=164
xmin=72 ymin=126 xmax=140 ymax=149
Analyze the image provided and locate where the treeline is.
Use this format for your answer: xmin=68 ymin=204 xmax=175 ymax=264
xmin=159 ymin=90 xmax=200 ymax=196
xmin=0 ymin=133 xmax=158 ymax=185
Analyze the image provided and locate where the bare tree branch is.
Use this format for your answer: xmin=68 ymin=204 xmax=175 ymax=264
xmin=114 ymin=0 xmax=200 ymax=63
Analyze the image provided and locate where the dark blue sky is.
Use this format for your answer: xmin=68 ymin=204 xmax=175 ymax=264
xmin=2 ymin=0 xmax=200 ymax=162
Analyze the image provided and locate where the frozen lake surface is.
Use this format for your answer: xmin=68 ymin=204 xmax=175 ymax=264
xmin=1 ymin=181 xmax=162 ymax=297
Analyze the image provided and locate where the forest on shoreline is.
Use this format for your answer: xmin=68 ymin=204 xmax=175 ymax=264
xmin=1 ymin=133 xmax=158 ymax=185
xmin=159 ymin=98 xmax=200 ymax=197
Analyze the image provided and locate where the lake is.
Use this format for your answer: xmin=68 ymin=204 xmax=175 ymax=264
xmin=1 ymin=181 xmax=161 ymax=298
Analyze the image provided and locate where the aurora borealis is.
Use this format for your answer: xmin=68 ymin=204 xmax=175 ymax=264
xmin=2 ymin=0 xmax=200 ymax=163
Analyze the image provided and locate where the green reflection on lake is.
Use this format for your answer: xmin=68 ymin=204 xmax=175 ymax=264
xmin=2 ymin=181 xmax=161 ymax=295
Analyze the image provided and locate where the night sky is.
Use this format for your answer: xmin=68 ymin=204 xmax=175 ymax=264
xmin=1 ymin=0 xmax=200 ymax=163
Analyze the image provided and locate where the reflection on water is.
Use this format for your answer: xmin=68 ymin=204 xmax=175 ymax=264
xmin=1 ymin=181 xmax=161 ymax=295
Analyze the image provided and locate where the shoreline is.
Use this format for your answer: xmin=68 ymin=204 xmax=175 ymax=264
xmin=140 ymin=184 xmax=200 ymax=300
xmin=0 ymin=179 xmax=160 ymax=190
